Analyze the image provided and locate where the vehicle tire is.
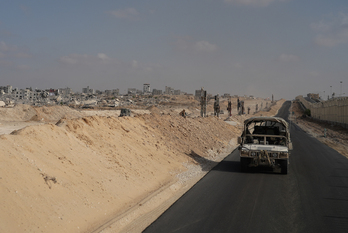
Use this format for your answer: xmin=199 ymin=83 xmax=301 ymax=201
xmin=240 ymin=157 xmax=249 ymax=172
xmin=280 ymin=160 xmax=288 ymax=174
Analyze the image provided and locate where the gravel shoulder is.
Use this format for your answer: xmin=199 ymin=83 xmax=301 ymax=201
xmin=290 ymin=101 xmax=348 ymax=159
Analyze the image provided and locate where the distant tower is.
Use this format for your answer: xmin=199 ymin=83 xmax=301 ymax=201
xmin=143 ymin=84 xmax=151 ymax=94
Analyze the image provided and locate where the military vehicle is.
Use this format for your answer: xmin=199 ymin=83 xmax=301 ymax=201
xmin=119 ymin=108 xmax=131 ymax=117
xmin=238 ymin=117 xmax=292 ymax=174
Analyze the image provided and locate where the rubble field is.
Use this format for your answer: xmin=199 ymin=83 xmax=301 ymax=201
xmin=0 ymin=97 xmax=283 ymax=233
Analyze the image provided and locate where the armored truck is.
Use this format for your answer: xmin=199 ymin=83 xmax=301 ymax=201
xmin=238 ymin=116 xmax=292 ymax=174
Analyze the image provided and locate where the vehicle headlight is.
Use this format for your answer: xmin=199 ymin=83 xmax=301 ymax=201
xmin=241 ymin=150 xmax=249 ymax=156
xmin=251 ymin=152 xmax=256 ymax=156
xmin=272 ymin=153 xmax=278 ymax=157
xmin=279 ymin=152 xmax=288 ymax=158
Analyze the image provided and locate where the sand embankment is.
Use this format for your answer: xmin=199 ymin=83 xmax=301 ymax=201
xmin=0 ymin=111 xmax=239 ymax=233
xmin=255 ymin=99 xmax=286 ymax=116
xmin=0 ymin=99 xmax=285 ymax=233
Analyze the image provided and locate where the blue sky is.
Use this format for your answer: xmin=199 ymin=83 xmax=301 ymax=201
xmin=0 ymin=0 xmax=347 ymax=99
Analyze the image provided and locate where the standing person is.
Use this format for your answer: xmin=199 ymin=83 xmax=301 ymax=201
xmin=214 ymin=94 xmax=220 ymax=117
xmin=227 ymin=99 xmax=232 ymax=116
xmin=239 ymin=101 xmax=244 ymax=115
xmin=200 ymin=88 xmax=207 ymax=117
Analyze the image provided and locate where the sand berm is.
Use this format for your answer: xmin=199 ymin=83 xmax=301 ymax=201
xmin=0 ymin=100 xmax=285 ymax=233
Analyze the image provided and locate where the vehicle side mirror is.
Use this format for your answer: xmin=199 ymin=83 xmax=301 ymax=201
xmin=238 ymin=137 xmax=242 ymax=144
xmin=288 ymin=142 xmax=293 ymax=150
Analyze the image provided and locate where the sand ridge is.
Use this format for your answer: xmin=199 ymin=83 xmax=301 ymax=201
xmin=0 ymin=110 xmax=237 ymax=233
xmin=0 ymin=98 xmax=284 ymax=233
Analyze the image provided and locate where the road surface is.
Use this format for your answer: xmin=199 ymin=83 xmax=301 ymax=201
xmin=144 ymin=101 xmax=348 ymax=233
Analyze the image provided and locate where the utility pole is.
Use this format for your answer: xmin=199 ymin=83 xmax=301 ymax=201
xmin=340 ymin=81 xmax=343 ymax=97
xmin=330 ymin=86 xmax=332 ymax=99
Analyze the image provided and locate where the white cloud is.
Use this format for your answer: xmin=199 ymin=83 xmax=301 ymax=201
xmin=58 ymin=53 xmax=158 ymax=74
xmin=224 ymin=0 xmax=286 ymax=7
xmin=173 ymin=37 xmax=218 ymax=53
xmin=312 ymin=13 xmax=348 ymax=47
xmin=145 ymin=66 xmax=153 ymax=72
xmin=314 ymin=36 xmax=343 ymax=47
xmin=0 ymin=41 xmax=31 ymax=61
xmin=0 ymin=41 xmax=30 ymax=55
xmin=310 ymin=21 xmax=331 ymax=32
xmin=0 ymin=41 xmax=10 ymax=51
xmin=277 ymin=53 xmax=299 ymax=62
xmin=131 ymin=60 xmax=138 ymax=68
xmin=59 ymin=53 xmax=117 ymax=66
xmin=130 ymin=60 xmax=160 ymax=72
xmin=97 ymin=53 xmax=108 ymax=60
xmin=109 ymin=8 xmax=139 ymax=20
xmin=194 ymin=41 xmax=218 ymax=52
xmin=59 ymin=55 xmax=79 ymax=65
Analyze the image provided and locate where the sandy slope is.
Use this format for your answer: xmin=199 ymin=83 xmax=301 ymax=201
xmin=0 ymin=99 xmax=283 ymax=233
xmin=0 ymin=111 xmax=237 ymax=233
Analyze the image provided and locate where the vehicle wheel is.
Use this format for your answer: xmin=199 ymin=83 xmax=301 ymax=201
xmin=240 ymin=158 xmax=249 ymax=172
xmin=280 ymin=160 xmax=288 ymax=174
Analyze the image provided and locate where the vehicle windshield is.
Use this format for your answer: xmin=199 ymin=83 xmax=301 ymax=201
xmin=243 ymin=119 xmax=288 ymax=146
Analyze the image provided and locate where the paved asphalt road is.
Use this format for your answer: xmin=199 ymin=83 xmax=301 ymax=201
xmin=143 ymin=101 xmax=348 ymax=233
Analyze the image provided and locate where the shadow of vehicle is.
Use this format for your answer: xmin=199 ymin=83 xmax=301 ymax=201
xmin=186 ymin=150 xmax=218 ymax=172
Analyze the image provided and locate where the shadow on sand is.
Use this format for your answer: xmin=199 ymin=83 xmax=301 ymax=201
xmin=186 ymin=150 xmax=219 ymax=172
xmin=186 ymin=150 xmax=240 ymax=173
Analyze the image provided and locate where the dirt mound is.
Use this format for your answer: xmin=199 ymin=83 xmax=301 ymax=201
xmin=146 ymin=106 xmax=161 ymax=115
xmin=0 ymin=105 xmax=84 ymax=122
xmin=0 ymin=104 xmax=36 ymax=121
xmin=253 ymin=99 xmax=286 ymax=117
xmin=0 ymin=113 xmax=238 ymax=233
xmin=33 ymin=106 xmax=85 ymax=122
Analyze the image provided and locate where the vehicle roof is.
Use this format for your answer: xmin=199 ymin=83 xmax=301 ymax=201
xmin=243 ymin=116 xmax=288 ymax=127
